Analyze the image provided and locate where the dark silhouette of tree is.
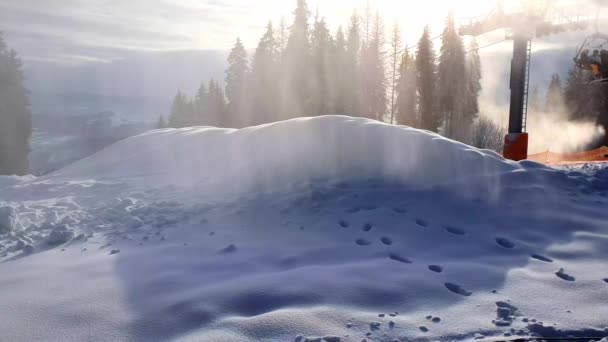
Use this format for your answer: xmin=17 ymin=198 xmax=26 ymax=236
xmin=225 ymin=38 xmax=249 ymax=127
xmin=168 ymin=90 xmax=193 ymax=128
xmin=438 ymin=13 xmax=466 ymax=139
xmin=207 ymin=80 xmax=227 ymax=127
xmin=470 ymin=116 xmax=505 ymax=152
xmin=333 ymin=26 xmax=349 ymax=113
xmin=389 ymin=23 xmax=403 ymax=124
xmin=0 ymin=33 xmax=31 ymax=175
xmin=359 ymin=11 xmax=386 ymax=121
xmin=251 ymin=22 xmax=280 ymax=125
xmin=416 ymin=26 xmax=439 ymax=132
xmin=564 ymin=66 xmax=596 ymax=120
xmin=545 ymin=73 xmax=564 ymax=113
xmin=463 ymin=37 xmax=482 ymax=131
xmin=193 ymin=82 xmax=209 ymax=124
xmin=283 ymin=0 xmax=312 ymax=118
xmin=345 ymin=11 xmax=362 ymax=116
xmin=529 ymin=86 xmax=541 ymax=114
xmin=396 ymin=50 xmax=417 ymax=127
xmin=310 ymin=14 xmax=335 ymax=115
xmin=156 ymin=116 xmax=168 ymax=129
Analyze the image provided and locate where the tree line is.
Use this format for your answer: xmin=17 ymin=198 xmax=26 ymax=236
xmin=0 ymin=33 xmax=31 ymax=176
xmin=162 ymin=0 xmax=483 ymax=144
xmin=531 ymin=65 xmax=608 ymax=148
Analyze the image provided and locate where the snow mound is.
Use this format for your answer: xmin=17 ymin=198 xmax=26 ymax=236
xmin=1 ymin=116 xmax=607 ymax=341
xmin=51 ymin=116 xmax=516 ymax=192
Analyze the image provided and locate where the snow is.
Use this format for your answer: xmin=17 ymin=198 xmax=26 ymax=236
xmin=0 ymin=115 xmax=607 ymax=341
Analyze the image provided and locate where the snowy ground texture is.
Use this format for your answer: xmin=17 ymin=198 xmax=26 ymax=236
xmin=1 ymin=116 xmax=607 ymax=342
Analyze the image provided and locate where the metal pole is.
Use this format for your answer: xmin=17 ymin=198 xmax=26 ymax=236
xmin=508 ymin=36 xmax=529 ymax=134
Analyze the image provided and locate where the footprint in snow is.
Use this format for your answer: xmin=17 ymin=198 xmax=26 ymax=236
xmin=428 ymin=265 xmax=443 ymax=273
xmin=220 ymin=244 xmax=238 ymax=254
xmin=362 ymin=223 xmax=373 ymax=232
xmin=555 ymin=268 xmax=576 ymax=282
xmin=496 ymin=237 xmax=516 ymax=249
xmin=339 ymin=220 xmax=350 ymax=228
xmin=393 ymin=207 xmax=407 ymax=214
xmin=419 ymin=326 xmax=429 ymax=332
xmin=355 ymin=238 xmax=371 ymax=246
xmin=415 ymin=219 xmax=429 ymax=227
xmin=445 ymin=283 xmax=472 ymax=297
xmin=389 ymin=253 xmax=412 ymax=264
xmin=603 ymin=278 xmax=608 ymax=284
xmin=109 ymin=249 xmax=120 ymax=255
xmin=445 ymin=226 xmax=466 ymax=236
xmin=347 ymin=206 xmax=362 ymax=213
xmin=531 ymin=254 xmax=553 ymax=263
xmin=380 ymin=237 xmax=393 ymax=245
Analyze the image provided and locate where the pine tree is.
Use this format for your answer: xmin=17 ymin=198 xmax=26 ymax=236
xmin=564 ymin=66 xmax=594 ymax=120
xmin=0 ymin=33 xmax=31 ymax=175
xmin=389 ymin=23 xmax=403 ymax=124
xmin=251 ymin=22 xmax=280 ymax=124
xmin=545 ymin=73 xmax=564 ymax=113
xmin=333 ymin=26 xmax=349 ymax=113
xmin=359 ymin=10 xmax=386 ymax=121
xmin=346 ymin=11 xmax=362 ymax=116
xmin=462 ymin=37 xmax=482 ymax=137
xmin=168 ymin=90 xmax=189 ymax=128
xmin=208 ymin=79 xmax=227 ymax=127
xmin=371 ymin=11 xmax=387 ymax=122
xmin=310 ymin=15 xmax=335 ymax=115
xmin=529 ymin=86 xmax=541 ymax=113
xmin=283 ymin=0 xmax=312 ymax=118
xmin=278 ymin=17 xmax=288 ymax=60
xmin=225 ymin=38 xmax=249 ymax=127
xmin=416 ymin=26 xmax=439 ymax=132
xmin=194 ymin=82 xmax=209 ymax=125
xmin=396 ymin=50 xmax=418 ymax=127
xmin=156 ymin=115 xmax=167 ymax=129
xmin=438 ymin=13 xmax=467 ymax=139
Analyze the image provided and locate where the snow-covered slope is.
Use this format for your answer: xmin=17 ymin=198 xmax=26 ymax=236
xmin=1 ymin=116 xmax=607 ymax=342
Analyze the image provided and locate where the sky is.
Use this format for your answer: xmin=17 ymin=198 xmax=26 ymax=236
xmin=2 ymin=0 xmax=591 ymax=64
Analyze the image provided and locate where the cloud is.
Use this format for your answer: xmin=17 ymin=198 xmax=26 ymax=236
xmin=0 ymin=0 xmax=251 ymax=64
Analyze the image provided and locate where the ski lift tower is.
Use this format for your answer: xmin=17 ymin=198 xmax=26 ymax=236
xmin=459 ymin=0 xmax=589 ymax=161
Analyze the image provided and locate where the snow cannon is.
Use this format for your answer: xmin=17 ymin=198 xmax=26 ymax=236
xmin=503 ymin=133 xmax=529 ymax=162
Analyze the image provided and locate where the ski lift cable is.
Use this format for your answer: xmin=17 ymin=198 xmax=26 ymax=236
xmin=466 ymin=38 xmax=508 ymax=54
